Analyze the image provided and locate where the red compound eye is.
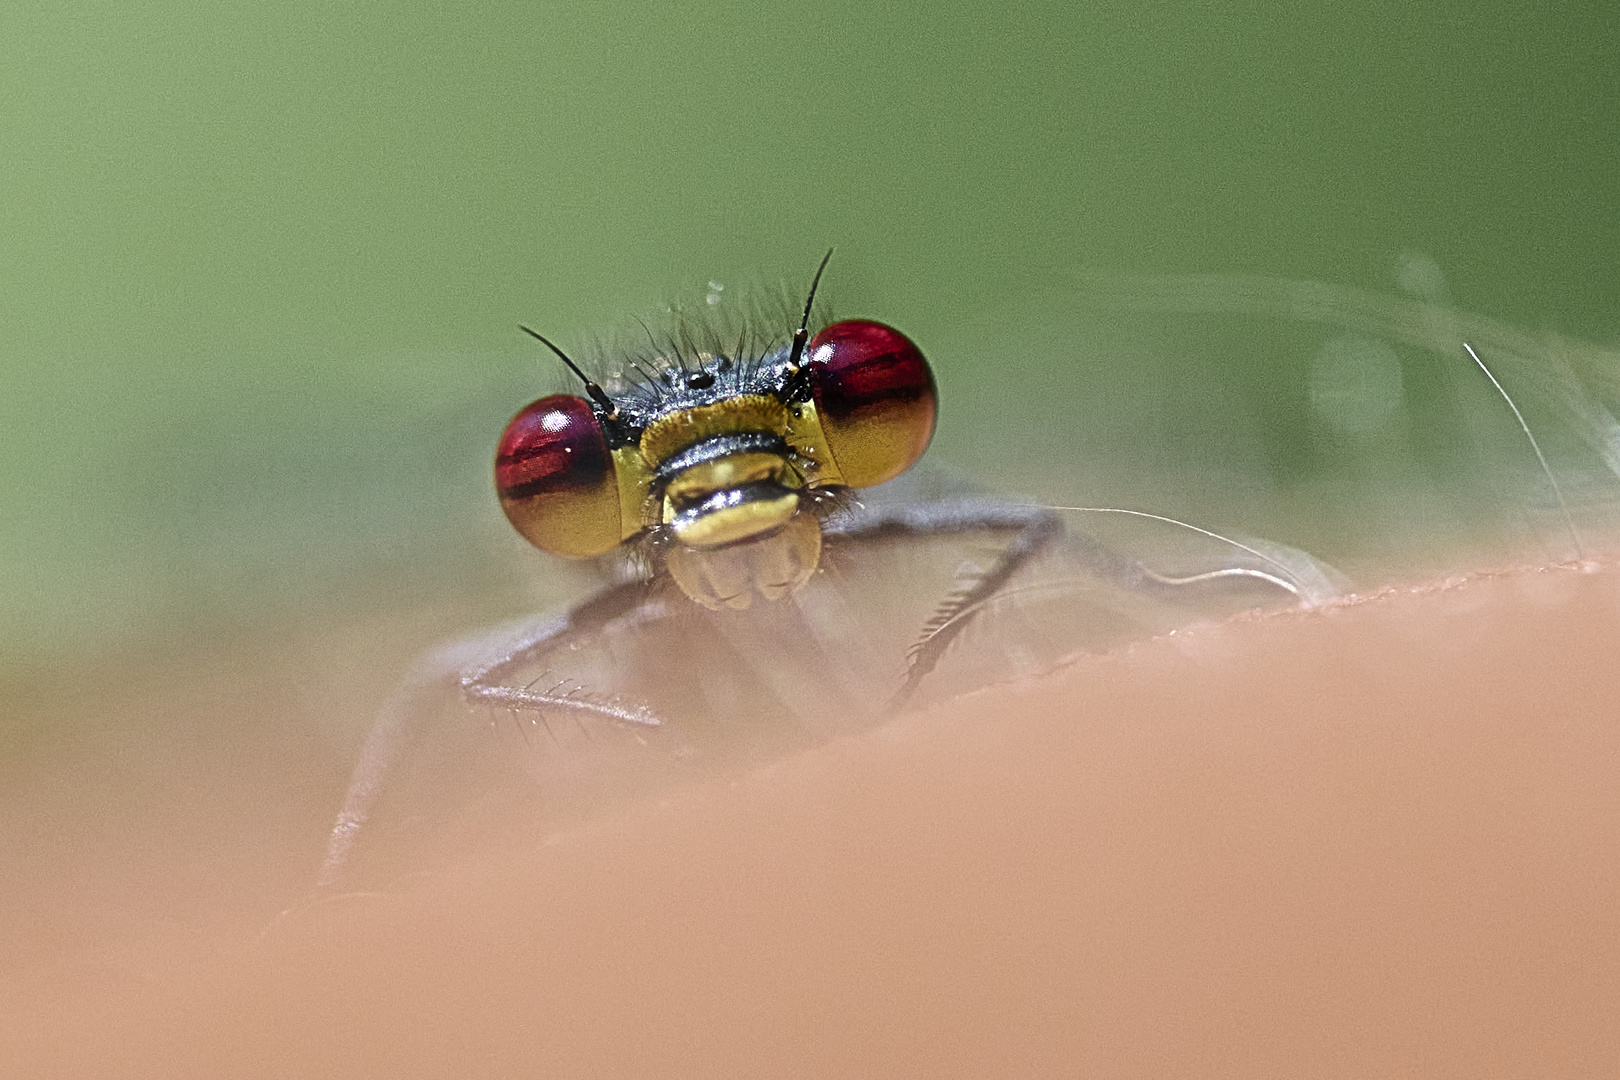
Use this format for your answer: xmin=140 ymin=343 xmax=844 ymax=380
xmin=495 ymin=394 xmax=623 ymax=558
xmin=805 ymin=320 xmax=937 ymax=488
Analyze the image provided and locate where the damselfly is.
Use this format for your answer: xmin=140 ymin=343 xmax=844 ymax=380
xmin=315 ymin=256 xmax=1341 ymax=887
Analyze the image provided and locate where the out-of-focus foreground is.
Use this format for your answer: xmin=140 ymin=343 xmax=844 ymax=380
xmin=3 ymin=557 xmax=1618 ymax=1077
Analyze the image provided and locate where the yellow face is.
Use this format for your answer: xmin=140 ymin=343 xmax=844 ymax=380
xmin=495 ymin=319 xmax=936 ymax=608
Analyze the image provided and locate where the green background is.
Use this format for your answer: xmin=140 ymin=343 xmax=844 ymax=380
xmin=4 ymin=0 xmax=1617 ymax=669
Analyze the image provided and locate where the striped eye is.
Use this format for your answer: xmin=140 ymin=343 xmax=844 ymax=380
xmin=495 ymin=395 xmax=623 ymax=558
xmin=806 ymin=320 xmax=937 ymax=488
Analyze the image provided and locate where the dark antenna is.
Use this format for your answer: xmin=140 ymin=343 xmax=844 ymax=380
xmin=519 ymin=326 xmax=618 ymax=418
xmin=785 ymin=248 xmax=834 ymax=375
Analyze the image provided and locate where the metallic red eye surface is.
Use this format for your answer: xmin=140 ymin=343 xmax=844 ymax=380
xmin=495 ymin=394 xmax=623 ymax=558
xmin=805 ymin=319 xmax=937 ymax=488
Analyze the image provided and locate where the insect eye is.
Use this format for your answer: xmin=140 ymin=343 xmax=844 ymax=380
xmin=805 ymin=320 xmax=937 ymax=488
xmin=495 ymin=395 xmax=623 ymax=558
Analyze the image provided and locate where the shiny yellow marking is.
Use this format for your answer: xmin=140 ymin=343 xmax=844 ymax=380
xmin=610 ymin=445 xmax=656 ymax=540
xmin=669 ymin=490 xmax=801 ymax=549
xmin=663 ymin=452 xmax=798 ymax=506
xmin=638 ymin=395 xmax=789 ymax=468
xmin=783 ymin=398 xmax=845 ymax=487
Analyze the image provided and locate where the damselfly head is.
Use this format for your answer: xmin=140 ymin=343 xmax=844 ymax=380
xmin=496 ymin=269 xmax=937 ymax=610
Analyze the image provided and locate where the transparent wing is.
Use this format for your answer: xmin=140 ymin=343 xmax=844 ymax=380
xmin=323 ymin=464 xmax=1342 ymax=888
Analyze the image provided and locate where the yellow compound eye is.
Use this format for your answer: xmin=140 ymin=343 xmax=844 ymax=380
xmin=805 ymin=320 xmax=937 ymax=488
xmin=494 ymin=394 xmax=623 ymax=558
